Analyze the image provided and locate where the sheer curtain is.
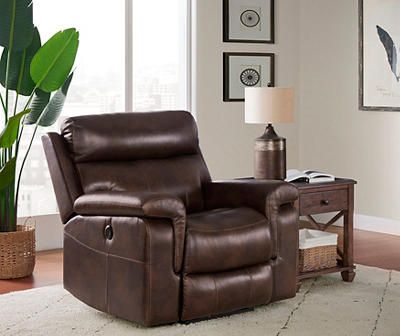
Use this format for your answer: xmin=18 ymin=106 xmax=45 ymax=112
xmin=17 ymin=0 xmax=190 ymax=217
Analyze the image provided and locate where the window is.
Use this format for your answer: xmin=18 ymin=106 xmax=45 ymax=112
xmin=16 ymin=0 xmax=190 ymax=217
xmin=132 ymin=0 xmax=190 ymax=111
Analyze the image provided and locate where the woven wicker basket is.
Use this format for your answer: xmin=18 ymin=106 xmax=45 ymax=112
xmin=298 ymin=245 xmax=337 ymax=273
xmin=0 ymin=225 xmax=36 ymax=279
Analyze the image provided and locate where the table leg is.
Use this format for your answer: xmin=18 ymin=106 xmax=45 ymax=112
xmin=341 ymin=184 xmax=356 ymax=282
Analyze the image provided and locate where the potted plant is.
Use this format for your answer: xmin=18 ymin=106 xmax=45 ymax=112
xmin=0 ymin=0 xmax=79 ymax=279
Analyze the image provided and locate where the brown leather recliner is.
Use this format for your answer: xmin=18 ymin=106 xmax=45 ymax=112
xmin=42 ymin=111 xmax=299 ymax=327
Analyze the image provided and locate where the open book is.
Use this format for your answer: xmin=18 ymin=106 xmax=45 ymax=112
xmin=285 ymin=169 xmax=335 ymax=184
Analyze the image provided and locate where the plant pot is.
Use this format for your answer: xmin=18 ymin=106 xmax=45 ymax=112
xmin=0 ymin=225 xmax=36 ymax=279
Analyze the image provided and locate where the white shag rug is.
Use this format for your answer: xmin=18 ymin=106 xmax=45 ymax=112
xmin=0 ymin=265 xmax=399 ymax=336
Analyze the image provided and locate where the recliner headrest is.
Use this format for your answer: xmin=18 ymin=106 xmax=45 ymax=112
xmin=61 ymin=111 xmax=199 ymax=162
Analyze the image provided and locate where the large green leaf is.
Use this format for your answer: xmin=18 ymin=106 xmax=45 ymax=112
xmin=30 ymin=28 xmax=79 ymax=93
xmin=38 ymin=73 xmax=73 ymax=127
xmin=24 ymin=89 xmax=50 ymax=125
xmin=0 ymin=158 xmax=16 ymax=190
xmin=0 ymin=109 xmax=30 ymax=148
xmin=0 ymin=0 xmax=34 ymax=51
xmin=0 ymin=27 xmax=41 ymax=95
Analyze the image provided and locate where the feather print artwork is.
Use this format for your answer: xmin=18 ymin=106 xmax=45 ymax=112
xmin=377 ymin=25 xmax=400 ymax=82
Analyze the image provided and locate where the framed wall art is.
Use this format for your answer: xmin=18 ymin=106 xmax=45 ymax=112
xmin=223 ymin=52 xmax=275 ymax=102
xmin=359 ymin=0 xmax=400 ymax=111
xmin=223 ymin=0 xmax=275 ymax=44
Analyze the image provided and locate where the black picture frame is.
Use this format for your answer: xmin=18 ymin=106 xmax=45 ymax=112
xmin=223 ymin=52 xmax=275 ymax=102
xmin=223 ymin=0 xmax=275 ymax=44
xmin=359 ymin=0 xmax=400 ymax=111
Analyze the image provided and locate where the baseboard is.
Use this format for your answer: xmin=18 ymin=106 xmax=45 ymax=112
xmin=310 ymin=213 xmax=400 ymax=236
xmin=17 ymin=214 xmax=63 ymax=251
xmin=353 ymin=214 xmax=400 ymax=236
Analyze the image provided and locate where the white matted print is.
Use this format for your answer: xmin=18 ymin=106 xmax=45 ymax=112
xmin=223 ymin=53 xmax=275 ymax=102
xmin=223 ymin=0 xmax=274 ymax=43
xmin=360 ymin=0 xmax=400 ymax=111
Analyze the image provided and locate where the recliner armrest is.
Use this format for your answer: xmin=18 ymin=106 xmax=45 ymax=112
xmin=74 ymin=191 xmax=186 ymax=273
xmin=203 ymin=179 xmax=298 ymax=212
xmin=203 ymin=179 xmax=299 ymax=300
xmin=203 ymin=179 xmax=299 ymax=257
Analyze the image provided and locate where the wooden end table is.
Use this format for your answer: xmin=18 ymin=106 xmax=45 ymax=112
xmin=292 ymin=178 xmax=357 ymax=283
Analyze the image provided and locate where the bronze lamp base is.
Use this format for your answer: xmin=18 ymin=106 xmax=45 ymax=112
xmin=254 ymin=124 xmax=286 ymax=180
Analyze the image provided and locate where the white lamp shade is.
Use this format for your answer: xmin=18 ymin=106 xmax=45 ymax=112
xmin=245 ymin=87 xmax=294 ymax=124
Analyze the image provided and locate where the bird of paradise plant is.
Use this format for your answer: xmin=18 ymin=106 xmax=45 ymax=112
xmin=0 ymin=0 xmax=79 ymax=232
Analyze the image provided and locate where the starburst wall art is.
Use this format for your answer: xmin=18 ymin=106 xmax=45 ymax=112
xmin=360 ymin=0 xmax=400 ymax=111
xmin=223 ymin=52 xmax=275 ymax=102
xmin=223 ymin=0 xmax=274 ymax=44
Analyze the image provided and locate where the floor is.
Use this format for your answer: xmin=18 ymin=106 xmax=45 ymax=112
xmin=0 ymin=227 xmax=400 ymax=295
xmin=0 ymin=249 xmax=63 ymax=294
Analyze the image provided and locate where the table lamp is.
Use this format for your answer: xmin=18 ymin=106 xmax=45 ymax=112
xmin=245 ymin=87 xmax=294 ymax=180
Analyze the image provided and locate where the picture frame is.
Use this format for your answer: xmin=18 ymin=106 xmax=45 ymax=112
xmin=359 ymin=0 xmax=400 ymax=111
xmin=223 ymin=0 xmax=275 ymax=44
xmin=223 ymin=52 xmax=275 ymax=102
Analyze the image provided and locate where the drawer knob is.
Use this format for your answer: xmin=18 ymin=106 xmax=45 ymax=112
xmin=321 ymin=200 xmax=330 ymax=206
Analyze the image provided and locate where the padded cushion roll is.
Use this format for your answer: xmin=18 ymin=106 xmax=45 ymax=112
xmin=61 ymin=111 xmax=199 ymax=162
xmin=182 ymin=264 xmax=273 ymax=321
xmin=184 ymin=208 xmax=272 ymax=273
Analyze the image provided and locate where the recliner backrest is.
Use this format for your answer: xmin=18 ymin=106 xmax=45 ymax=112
xmin=60 ymin=111 xmax=211 ymax=214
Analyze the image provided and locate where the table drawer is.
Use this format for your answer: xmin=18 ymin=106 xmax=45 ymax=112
xmin=299 ymin=189 xmax=348 ymax=215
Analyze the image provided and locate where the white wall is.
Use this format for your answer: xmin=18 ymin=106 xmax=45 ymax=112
xmin=18 ymin=214 xmax=63 ymax=251
xmin=193 ymin=0 xmax=301 ymax=180
xmin=33 ymin=0 xmax=400 ymax=250
xmin=299 ymin=0 xmax=400 ymax=229
xmin=25 ymin=0 xmax=303 ymax=251
xmin=195 ymin=0 xmax=400 ymax=234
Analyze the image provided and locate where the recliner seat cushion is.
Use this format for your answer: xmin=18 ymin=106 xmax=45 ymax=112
xmin=184 ymin=208 xmax=272 ymax=274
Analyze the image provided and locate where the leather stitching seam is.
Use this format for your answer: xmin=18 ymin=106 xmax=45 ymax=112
xmin=186 ymin=219 xmax=267 ymax=233
xmin=51 ymin=139 xmax=75 ymax=218
xmin=212 ymin=276 xmax=219 ymax=316
xmin=105 ymin=218 xmax=110 ymax=314
xmin=145 ymin=220 xmax=152 ymax=325
xmin=266 ymin=197 xmax=279 ymax=258
xmin=181 ymin=275 xmax=188 ymax=319
xmin=64 ymin=231 xmax=146 ymax=264
xmin=246 ymin=268 xmax=253 ymax=307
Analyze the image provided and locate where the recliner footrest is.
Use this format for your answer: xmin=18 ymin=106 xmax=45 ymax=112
xmin=182 ymin=264 xmax=273 ymax=321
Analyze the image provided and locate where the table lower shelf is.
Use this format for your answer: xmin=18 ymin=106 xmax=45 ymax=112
xmin=297 ymin=264 xmax=356 ymax=281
